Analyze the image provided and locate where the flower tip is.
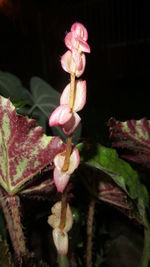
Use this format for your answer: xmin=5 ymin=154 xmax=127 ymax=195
xmin=54 ymin=167 xmax=70 ymax=192
xmin=52 ymin=228 xmax=68 ymax=256
xmin=71 ymin=22 xmax=88 ymax=41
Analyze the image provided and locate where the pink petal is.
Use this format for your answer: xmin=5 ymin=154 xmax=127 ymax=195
xmin=61 ymin=50 xmax=86 ymax=77
xmin=62 ymin=112 xmax=81 ymax=135
xmin=52 ymin=228 xmax=68 ymax=256
xmin=78 ymin=38 xmax=91 ymax=53
xmin=71 ymin=22 xmax=88 ymax=41
xmin=54 ymin=151 xmax=66 ymax=170
xmin=61 ymin=50 xmax=76 ymax=74
xmin=54 ymin=147 xmax=80 ymax=175
xmin=49 ymin=104 xmax=72 ymax=127
xmin=75 ymin=53 xmax=86 ymax=77
xmin=72 ymin=49 xmax=83 ymax=70
xmin=65 ymin=32 xmax=78 ymax=51
xmin=54 ymin=167 xmax=70 ymax=192
xmin=60 ymin=80 xmax=87 ymax=112
xmin=65 ymin=32 xmax=90 ymax=53
xmin=68 ymin=147 xmax=80 ymax=174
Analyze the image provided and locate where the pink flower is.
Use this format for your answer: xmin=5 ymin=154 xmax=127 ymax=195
xmin=62 ymin=112 xmax=81 ymax=135
xmin=65 ymin=32 xmax=90 ymax=53
xmin=52 ymin=228 xmax=68 ymax=255
xmin=71 ymin=22 xmax=88 ymax=41
xmin=61 ymin=50 xmax=86 ymax=77
xmin=49 ymin=80 xmax=86 ymax=135
xmin=60 ymin=80 xmax=87 ymax=112
xmin=49 ymin=104 xmax=72 ymax=127
xmin=49 ymin=104 xmax=81 ymax=136
xmin=53 ymin=148 xmax=80 ymax=192
xmin=48 ymin=202 xmax=73 ymax=255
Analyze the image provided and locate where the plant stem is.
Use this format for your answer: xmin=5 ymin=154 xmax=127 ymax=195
xmin=69 ymin=73 xmax=76 ymax=111
xmin=59 ymin=188 xmax=67 ymax=230
xmin=0 ymin=190 xmax=28 ymax=265
xmin=57 ymin=255 xmax=70 ymax=267
xmin=62 ymin=72 xmax=75 ymax=172
xmin=0 ymin=189 xmax=18 ymax=255
xmin=60 ymin=72 xmax=75 ymax=238
xmin=62 ymin=136 xmax=72 ymax=172
xmin=86 ymin=198 xmax=95 ymax=267
xmin=8 ymin=195 xmax=28 ymax=256
xmin=140 ymin=219 xmax=150 ymax=267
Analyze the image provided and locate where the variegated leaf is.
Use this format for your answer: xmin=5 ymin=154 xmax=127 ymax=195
xmin=109 ymin=117 xmax=150 ymax=167
xmin=0 ymin=96 xmax=64 ymax=194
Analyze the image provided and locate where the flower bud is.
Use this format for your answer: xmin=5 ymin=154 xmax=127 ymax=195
xmin=61 ymin=50 xmax=86 ymax=77
xmin=52 ymin=228 xmax=68 ymax=256
xmin=60 ymin=80 xmax=87 ymax=112
xmin=48 ymin=202 xmax=73 ymax=231
xmin=53 ymin=148 xmax=80 ymax=192
xmin=71 ymin=22 xmax=88 ymax=41
xmin=65 ymin=32 xmax=90 ymax=53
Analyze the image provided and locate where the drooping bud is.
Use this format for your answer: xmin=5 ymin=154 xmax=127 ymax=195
xmin=53 ymin=148 xmax=80 ymax=192
xmin=52 ymin=228 xmax=68 ymax=256
xmin=49 ymin=104 xmax=72 ymax=127
xmin=48 ymin=202 xmax=73 ymax=255
xmin=49 ymin=104 xmax=81 ymax=136
xmin=48 ymin=202 xmax=73 ymax=231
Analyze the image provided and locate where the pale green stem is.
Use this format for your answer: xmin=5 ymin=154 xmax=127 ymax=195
xmin=58 ymin=255 xmax=70 ymax=267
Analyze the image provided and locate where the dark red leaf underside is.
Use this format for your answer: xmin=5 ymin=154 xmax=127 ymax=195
xmin=98 ymin=181 xmax=129 ymax=209
xmin=109 ymin=117 xmax=150 ymax=167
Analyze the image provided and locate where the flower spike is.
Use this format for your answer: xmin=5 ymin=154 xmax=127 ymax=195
xmin=48 ymin=21 xmax=90 ymax=256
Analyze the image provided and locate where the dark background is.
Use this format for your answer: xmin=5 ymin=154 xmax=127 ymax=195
xmin=0 ymin=0 xmax=150 ymax=144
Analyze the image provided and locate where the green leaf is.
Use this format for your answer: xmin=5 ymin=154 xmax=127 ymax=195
xmin=29 ymin=76 xmax=64 ymax=135
xmin=0 ymin=71 xmax=32 ymax=103
xmin=78 ymin=143 xmax=148 ymax=223
xmin=29 ymin=76 xmax=60 ymax=118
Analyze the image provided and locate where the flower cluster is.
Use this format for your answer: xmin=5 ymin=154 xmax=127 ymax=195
xmin=48 ymin=202 xmax=73 ymax=255
xmin=48 ymin=22 xmax=90 ymax=256
xmin=49 ymin=22 xmax=90 ymax=193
